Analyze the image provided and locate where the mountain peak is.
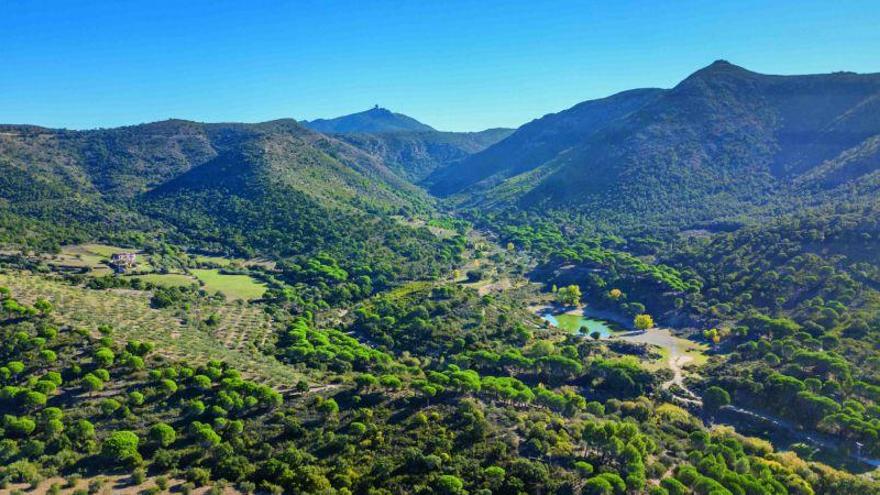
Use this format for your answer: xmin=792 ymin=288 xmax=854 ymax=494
xmin=303 ymin=107 xmax=435 ymax=134
xmin=366 ymin=105 xmax=392 ymax=114
xmin=689 ymin=59 xmax=756 ymax=78
xmin=708 ymin=59 xmax=735 ymax=68
xmin=672 ymin=60 xmax=760 ymax=92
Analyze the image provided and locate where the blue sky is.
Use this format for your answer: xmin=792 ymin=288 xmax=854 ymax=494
xmin=2 ymin=0 xmax=879 ymax=131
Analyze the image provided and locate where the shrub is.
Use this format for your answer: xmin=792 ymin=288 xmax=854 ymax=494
xmin=94 ymin=348 xmax=115 ymax=367
xmin=188 ymin=467 xmax=211 ymax=486
xmin=128 ymin=391 xmax=145 ymax=406
xmin=131 ymin=467 xmax=146 ymax=485
xmin=64 ymin=474 xmax=81 ymax=488
xmin=634 ymin=314 xmax=654 ymax=330
xmin=82 ymin=374 xmax=103 ymax=394
xmin=3 ymin=459 xmax=41 ymax=484
xmin=436 ymin=475 xmax=465 ymax=494
xmin=99 ymin=398 xmax=122 ymax=416
xmin=100 ymin=431 xmax=141 ymax=466
xmin=4 ymin=415 xmax=36 ymax=437
xmin=87 ymin=477 xmax=105 ymax=494
xmin=149 ymin=422 xmax=177 ymax=447
xmin=484 ymin=466 xmax=505 ymax=486
xmin=160 ymin=378 xmax=178 ymax=395
xmin=190 ymin=422 xmax=221 ymax=447
xmin=574 ymin=460 xmax=594 ymax=476
xmin=318 ymin=398 xmax=339 ymax=415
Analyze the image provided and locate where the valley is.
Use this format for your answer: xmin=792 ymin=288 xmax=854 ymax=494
xmin=1 ymin=61 xmax=880 ymax=495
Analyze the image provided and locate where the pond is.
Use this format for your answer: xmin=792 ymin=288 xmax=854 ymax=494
xmin=540 ymin=310 xmax=616 ymax=338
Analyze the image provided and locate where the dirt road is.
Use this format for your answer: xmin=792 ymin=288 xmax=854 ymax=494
xmin=617 ymin=328 xmax=703 ymax=404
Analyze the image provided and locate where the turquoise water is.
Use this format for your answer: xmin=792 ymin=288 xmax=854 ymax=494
xmin=540 ymin=311 xmax=614 ymax=338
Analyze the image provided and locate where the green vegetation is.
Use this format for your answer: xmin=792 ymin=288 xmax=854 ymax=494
xmin=2 ymin=282 xmax=874 ymax=494
xmin=191 ymin=269 xmax=267 ymax=301
xmin=634 ymin=314 xmax=654 ymax=331
xmin=192 ymin=255 xmax=240 ymax=267
xmin=556 ymin=284 xmax=582 ymax=306
xmin=130 ymin=273 xmax=198 ymax=288
xmin=0 ymin=271 xmax=293 ymax=386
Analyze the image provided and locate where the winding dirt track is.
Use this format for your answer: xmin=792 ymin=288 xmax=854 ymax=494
xmin=616 ymin=328 xmax=702 ymax=404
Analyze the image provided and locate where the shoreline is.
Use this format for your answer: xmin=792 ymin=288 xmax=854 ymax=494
xmin=531 ymin=302 xmax=634 ymax=330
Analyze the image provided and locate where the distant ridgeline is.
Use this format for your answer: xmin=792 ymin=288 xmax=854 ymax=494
xmin=302 ymin=106 xmax=513 ymax=181
xmin=428 ymin=61 xmax=880 ymax=238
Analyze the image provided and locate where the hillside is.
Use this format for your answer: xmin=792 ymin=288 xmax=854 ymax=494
xmin=431 ymin=61 xmax=880 ymax=236
xmin=660 ymin=202 xmax=880 ymax=457
xmin=425 ymin=88 xmax=663 ymax=195
xmin=303 ymin=107 xmax=512 ymax=180
xmin=429 ymin=64 xmax=880 ymax=470
xmin=0 ymin=119 xmax=461 ymax=289
xmin=140 ymin=122 xmax=461 ymax=283
xmin=334 ymin=128 xmax=513 ymax=181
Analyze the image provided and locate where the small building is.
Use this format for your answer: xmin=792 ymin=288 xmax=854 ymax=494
xmin=110 ymin=252 xmax=137 ymax=273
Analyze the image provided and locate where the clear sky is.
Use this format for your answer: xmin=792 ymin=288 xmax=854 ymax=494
xmin=2 ymin=0 xmax=879 ymax=131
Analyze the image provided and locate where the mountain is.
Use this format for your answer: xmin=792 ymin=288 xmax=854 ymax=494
xmin=0 ymin=119 xmax=451 ymax=277
xmin=425 ymin=88 xmax=664 ymax=194
xmin=430 ymin=61 xmax=880 ymax=235
xmin=334 ymin=128 xmax=513 ymax=181
xmin=138 ymin=120 xmax=444 ymax=265
xmin=0 ymin=118 xmax=425 ymax=208
xmin=303 ymin=107 xmax=513 ymax=180
xmin=303 ymin=106 xmax=436 ymax=133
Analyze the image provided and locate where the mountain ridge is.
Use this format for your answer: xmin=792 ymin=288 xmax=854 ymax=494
xmin=430 ymin=61 xmax=880 ymax=236
xmin=0 ymin=118 xmax=436 ymax=254
xmin=302 ymin=108 xmax=514 ymax=180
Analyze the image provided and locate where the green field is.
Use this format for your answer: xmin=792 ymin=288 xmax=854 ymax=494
xmin=191 ymin=269 xmax=267 ymax=300
xmin=193 ymin=254 xmax=276 ymax=270
xmin=129 ymin=273 xmax=198 ymax=288
xmin=79 ymin=243 xmax=133 ymax=257
xmin=193 ymin=254 xmax=239 ymax=267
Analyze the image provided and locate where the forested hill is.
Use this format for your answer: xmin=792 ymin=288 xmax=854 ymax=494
xmin=424 ymin=88 xmax=664 ymax=195
xmin=0 ymin=119 xmax=462 ymax=284
xmin=331 ymin=128 xmax=514 ymax=181
xmin=0 ymin=119 xmax=417 ymax=201
xmin=429 ymin=61 xmax=880 ymax=235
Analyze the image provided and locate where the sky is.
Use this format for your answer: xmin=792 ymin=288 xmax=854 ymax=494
xmin=2 ymin=1 xmax=879 ymax=132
